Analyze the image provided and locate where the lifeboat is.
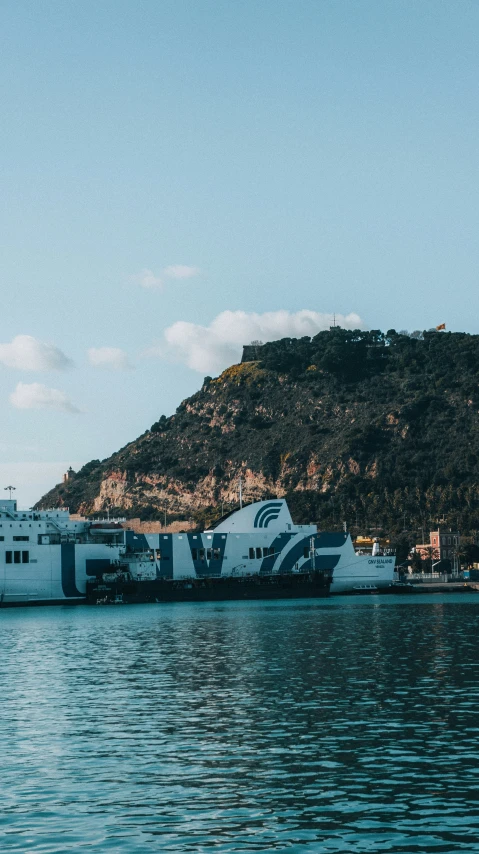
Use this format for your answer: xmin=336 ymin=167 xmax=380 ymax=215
xmin=89 ymin=522 xmax=124 ymax=535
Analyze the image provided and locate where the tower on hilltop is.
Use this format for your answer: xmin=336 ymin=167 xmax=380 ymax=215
xmin=241 ymin=340 xmax=264 ymax=363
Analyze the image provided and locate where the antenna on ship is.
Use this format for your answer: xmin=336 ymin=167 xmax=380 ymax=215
xmin=238 ymin=476 xmax=243 ymax=509
xmin=4 ymin=486 xmax=16 ymax=499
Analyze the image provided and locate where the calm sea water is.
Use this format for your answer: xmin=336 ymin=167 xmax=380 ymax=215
xmin=1 ymin=595 xmax=479 ymax=853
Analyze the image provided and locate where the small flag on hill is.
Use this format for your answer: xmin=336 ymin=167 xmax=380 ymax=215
xmin=436 ymin=323 xmax=446 ymax=331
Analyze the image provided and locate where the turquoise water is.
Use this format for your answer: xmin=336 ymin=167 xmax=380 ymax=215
xmin=1 ymin=594 xmax=479 ymax=852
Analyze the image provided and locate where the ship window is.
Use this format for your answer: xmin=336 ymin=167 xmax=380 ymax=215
xmin=249 ymin=547 xmax=254 ymax=559
xmin=269 ymin=547 xmax=275 ymax=556
xmin=199 ymin=549 xmax=205 ymax=560
xmin=5 ymin=551 xmax=12 ymax=563
xmin=13 ymin=536 xmax=29 ymax=542
xmin=192 ymin=548 xmax=198 ymax=560
xmin=14 ymin=551 xmax=21 ymax=564
xmin=206 ymin=535 xmax=212 ymax=540
xmin=192 ymin=535 xmax=197 ymax=539
xmin=0 ymin=537 xmax=3 ymax=541
xmin=256 ymin=547 xmax=262 ymax=560
xmin=22 ymin=551 xmax=29 ymax=564
xmin=304 ymin=547 xmax=309 ymax=559
xmin=263 ymin=547 xmax=269 ymax=557
xmin=207 ymin=549 xmax=212 ymax=560
xmin=156 ymin=550 xmax=162 ymax=560
xmin=213 ymin=548 xmax=220 ymax=560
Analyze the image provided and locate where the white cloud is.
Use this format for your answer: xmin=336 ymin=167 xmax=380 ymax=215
xmin=10 ymin=382 xmax=79 ymax=413
xmin=162 ymin=264 xmax=200 ymax=280
xmin=148 ymin=309 xmax=365 ymax=374
xmin=135 ymin=269 xmax=164 ymax=290
xmin=0 ymin=335 xmax=72 ymax=371
xmin=88 ymin=347 xmax=133 ymax=371
xmin=134 ymin=264 xmax=200 ymax=290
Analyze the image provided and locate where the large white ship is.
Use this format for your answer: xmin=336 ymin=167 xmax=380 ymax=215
xmin=122 ymin=499 xmax=395 ymax=595
xmin=0 ymin=499 xmax=125 ymax=606
xmin=0 ymin=498 xmax=395 ymax=605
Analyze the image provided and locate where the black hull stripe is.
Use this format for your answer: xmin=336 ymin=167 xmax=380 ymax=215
xmin=61 ymin=543 xmax=82 ymax=598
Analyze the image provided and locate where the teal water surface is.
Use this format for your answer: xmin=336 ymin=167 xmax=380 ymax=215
xmin=1 ymin=594 xmax=479 ymax=852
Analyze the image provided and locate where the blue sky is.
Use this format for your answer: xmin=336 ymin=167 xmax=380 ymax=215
xmin=1 ymin=1 xmax=479 ymax=506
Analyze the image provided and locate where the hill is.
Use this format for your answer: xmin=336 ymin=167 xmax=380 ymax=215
xmin=36 ymin=328 xmax=479 ymax=538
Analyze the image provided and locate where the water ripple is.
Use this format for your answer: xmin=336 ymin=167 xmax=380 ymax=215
xmin=1 ymin=595 xmax=479 ymax=851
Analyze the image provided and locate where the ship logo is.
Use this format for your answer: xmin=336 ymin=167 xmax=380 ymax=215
xmin=254 ymin=502 xmax=283 ymax=528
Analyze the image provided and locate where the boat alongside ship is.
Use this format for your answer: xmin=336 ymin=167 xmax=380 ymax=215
xmin=90 ymin=569 xmax=331 ymax=604
xmin=0 ymin=498 xmax=395 ymax=606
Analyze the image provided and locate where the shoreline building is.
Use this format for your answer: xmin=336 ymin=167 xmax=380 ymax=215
xmin=413 ymin=528 xmax=460 ymax=573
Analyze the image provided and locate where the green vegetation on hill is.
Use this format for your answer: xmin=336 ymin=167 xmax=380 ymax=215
xmin=36 ymin=328 xmax=479 ymax=539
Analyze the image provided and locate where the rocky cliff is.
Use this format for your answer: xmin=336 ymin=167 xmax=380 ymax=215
xmin=36 ymin=328 xmax=479 ymax=535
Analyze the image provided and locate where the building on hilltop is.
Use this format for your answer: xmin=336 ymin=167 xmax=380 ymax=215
xmin=241 ymin=340 xmax=264 ymax=363
xmin=63 ymin=467 xmax=76 ymax=483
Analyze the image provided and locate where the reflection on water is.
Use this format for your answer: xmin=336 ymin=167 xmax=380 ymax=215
xmin=1 ymin=594 xmax=479 ymax=852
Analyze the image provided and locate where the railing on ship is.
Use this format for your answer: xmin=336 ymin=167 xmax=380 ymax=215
xmin=37 ymin=533 xmax=125 ymax=546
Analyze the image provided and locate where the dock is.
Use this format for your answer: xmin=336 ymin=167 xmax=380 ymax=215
xmin=387 ymin=582 xmax=479 ymax=594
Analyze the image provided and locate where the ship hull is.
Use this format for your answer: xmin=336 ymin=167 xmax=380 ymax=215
xmin=87 ymin=570 xmax=331 ymax=605
xmin=0 ymin=542 xmax=123 ymax=606
xmin=0 ymin=597 xmax=84 ymax=608
xmin=330 ymin=555 xmax=395 ymax=593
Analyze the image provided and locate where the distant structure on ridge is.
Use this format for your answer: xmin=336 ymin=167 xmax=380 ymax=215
xmin=241 ymin=340 xmax=264 ymax=362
